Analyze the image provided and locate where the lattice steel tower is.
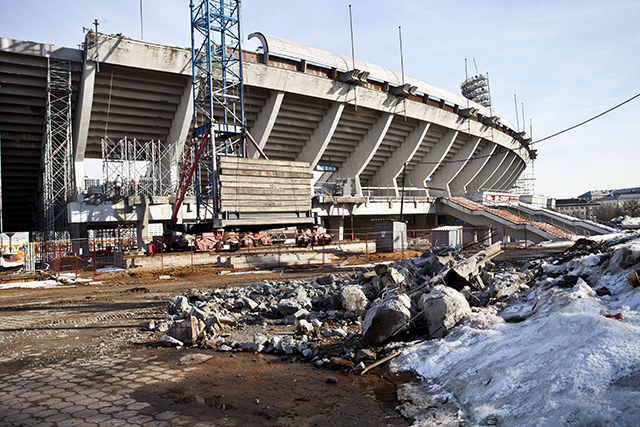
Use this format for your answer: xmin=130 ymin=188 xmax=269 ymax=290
xmin=38 ymin=58 xmax=74 ymax=241
xmin=186 ymin=0 xmax=246 ymax=221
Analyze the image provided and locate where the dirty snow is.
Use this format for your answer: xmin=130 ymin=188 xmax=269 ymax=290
xmin=393 ymin=232 xmax=640 ymax=426
xmin=0 ymin=279 xmax=61 ymax=290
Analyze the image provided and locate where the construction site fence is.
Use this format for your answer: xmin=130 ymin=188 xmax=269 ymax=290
xmin=21 ymin=225 xmax=531 ymax=279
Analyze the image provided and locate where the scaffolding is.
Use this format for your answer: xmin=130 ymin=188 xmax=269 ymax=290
xmin=101 ymin=137 xmax=176 ymax=197
xmin=38 ymin=58 xmax=74 ymax=242
xmin=512 ymin=161 xmax=536 ymax=196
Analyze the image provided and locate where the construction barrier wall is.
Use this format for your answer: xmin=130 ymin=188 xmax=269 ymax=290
xmin=15 ymin=225 xmax=529 ymax=280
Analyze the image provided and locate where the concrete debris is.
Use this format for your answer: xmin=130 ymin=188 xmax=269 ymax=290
xmin=340 ymin=285 xmax=368 ymax=312
xmin=152 ymin=241 xmax=531 ymax=362
xmin=361 ymin=293 xmax=411 ymax=345
xmin=419 ymin=285 xmax=471 ymax=339
xmin=168 ymin=295 xmax=190 ymax=316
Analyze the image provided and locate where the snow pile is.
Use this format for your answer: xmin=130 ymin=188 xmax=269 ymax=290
xmin=394 ymin=232 xmax=640 ymax=426
xmin=613 ymin=216 xmax=640 ymax=227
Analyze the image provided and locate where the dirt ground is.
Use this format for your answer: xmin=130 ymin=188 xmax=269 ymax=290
xmin=0 ymin=261 xmax=415 ymax=426
xmin=0 ymin=246 xmax=568 ymax=426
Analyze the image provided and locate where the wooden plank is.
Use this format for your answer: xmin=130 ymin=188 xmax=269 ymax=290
xmin=219 ymin=207 xmax=312 ymax=214
xmin=219 ymin=157 xmax=310 ymax=169
xmin=220 ymin=194 xmax=311 ymax=202
xmin=219 ymin=168 xmax=314 ymax=179
xmin=218 ymin=162 xmax=311 ymax=174
xmin=219 ymin=188 xmax=311 ymax=197
xmin=219 ymin=175 xmax=312 ymax=186
xmin=220 ymin=200 xmax=311 ymax=209
xmin=219 ymin=181 xmax=311 ymax=190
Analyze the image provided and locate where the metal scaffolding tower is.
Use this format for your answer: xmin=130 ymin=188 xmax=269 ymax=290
xmin=184 ymin=0 xmax=246 ymax=221
xmin=101 ymin=137 xmax=177 ymax=197
xmin=38 ymin=58 xmax=74 ymax=241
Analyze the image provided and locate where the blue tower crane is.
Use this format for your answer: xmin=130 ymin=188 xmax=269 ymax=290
xmin=172 ymin=0 xmax=246 ymax=224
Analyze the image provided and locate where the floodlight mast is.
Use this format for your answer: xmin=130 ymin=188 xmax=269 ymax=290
xmin=187 ymin=0 xmax=246 ymax=222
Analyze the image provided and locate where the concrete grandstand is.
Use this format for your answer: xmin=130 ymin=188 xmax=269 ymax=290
xmin=0 ymin=31 xmax=612 ymax=244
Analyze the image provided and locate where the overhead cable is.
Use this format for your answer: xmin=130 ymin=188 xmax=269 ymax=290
xmin=531 ymin=92 xmax=640 ymax=145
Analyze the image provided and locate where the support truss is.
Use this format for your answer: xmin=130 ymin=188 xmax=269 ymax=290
xmin=38 ymin=58 xmax=74 ymax=242
xmin=188 ymin=0 xmax=246 ymax=220
xmin=101 ymin=137 xmax=176 ymax=197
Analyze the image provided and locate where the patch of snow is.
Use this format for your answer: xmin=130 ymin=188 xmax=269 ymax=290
xmin=0 ymin=279 xmax=60 ymax=290
xmin=393 ymin=232 xmax=640 ymax=426
xmin=96 ymin=266 xmax=124 ymax=272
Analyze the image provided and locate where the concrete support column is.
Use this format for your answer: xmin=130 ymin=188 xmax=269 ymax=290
xmin=248 ymin=90 xmax=285 ymax=158
xmin=484 ymin=152 xmax=517 ymax=191
xmin=72 ymin=60 xmax=97 ymax=190
xmin=407 ymin=129 xmax=459 ymax=193
xmin=369 ymin=121 xmax=430 ymax=194
xmin=466 ymin=148 xmax=509 ymax=193
xmin=504 ymin=161 xmax=527 ymax=190
xmin=429 ymin=136 xmax=481 ymax=197
xmin=452 ymin=143 xmax=496 ymax=194
xmin=165 ymin=79 xmax=193 ymax=151
xmin=335 ymin=112 xmax=394 ymax=192
xmin=296 ymin=102 xmax=345 ymax=169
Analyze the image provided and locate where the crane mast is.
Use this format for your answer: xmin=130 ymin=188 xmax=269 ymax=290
xmin=177 ymin=0 xmax=246 ymax=223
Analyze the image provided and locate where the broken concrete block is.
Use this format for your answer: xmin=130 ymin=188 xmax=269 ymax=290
xmin=489 ymin=271 xmax=529 ymax=299
xmin=316 ymin=274 xmax=336 ymax=286
xmin=358 ymin=270 xmax=377 ymax=284
xmin=340 ymin=285 xmax=368 ymax=312
xmin=420 ymin=285 xmax=470 ymax=339
xmin=160 ymin=335 xmax=184 ymax=347
xmin=297 ymin=319 xmax=314 ymax=335
xmin=167 ymin=316 xmax=200 ymax=345
xmin=242 ymin=297 xmax=259 ymax=311
xmin=168 ymin=295 xmax=190 ymax=316
xmin=361 ymin=293 xmax=411 ymax=346
xmin=278 ymin=287 xmax=312 ymax=316
xmin=190 ymin=306 xmax=210 ymax=322
xmin=293 ymin=308 xmax=310 ymax=319
xmin=333 ymin=327 xmax=348 ymax=338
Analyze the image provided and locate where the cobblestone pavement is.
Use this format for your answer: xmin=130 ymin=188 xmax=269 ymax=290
xmin=0 ymin=354 xmax=191 ymax=427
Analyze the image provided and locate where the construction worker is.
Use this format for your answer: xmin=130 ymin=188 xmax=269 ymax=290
xmin=114 ymin=175 xmax=122 ymax=196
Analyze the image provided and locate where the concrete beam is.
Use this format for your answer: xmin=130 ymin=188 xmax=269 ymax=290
xmin=72 ymin=60 xmax=96 ymax=187
xmin=87 ymin=33 xmax=191 ymax=75
xmin=296 ymin=101 xmax=345 ymax=169
xmin=166 ymin=79 xmax=193 ymax=146
xmin=466 ymin=148 xmax=509 ymax=193
xmin=248 ymin=90 xmax=285 ymax=158
xmin=335 ymin=112 xmax=394 ymax=189
xmin=499 ymin=159 xmax=526 ymax=191
xmin=243 ymin=62 xmax=528 ymax=166
xmin=369 ymin=121 xmax=430 ymax=193
xmin=508 ymin=162 xmax=528 ymax=190
xmin=429 ymin=136 xmax=482 ymax=197
xmin=407 ymin=129 xmax=459 ymax=191
xmin=455 ymin=143 xmax=496 ymax=194
xmin=483 ymin=152 xmax=517 ymax=191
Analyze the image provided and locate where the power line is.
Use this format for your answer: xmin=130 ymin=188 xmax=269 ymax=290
xmin=531 ymin=92 xmax=640 ymax=145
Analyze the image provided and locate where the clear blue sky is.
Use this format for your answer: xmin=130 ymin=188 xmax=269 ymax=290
xmin=1 ymin=0 xmax=638 ymax=199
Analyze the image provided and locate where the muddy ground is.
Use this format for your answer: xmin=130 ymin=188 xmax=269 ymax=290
xmin=0 ymin=246 xmax=567 ymax=426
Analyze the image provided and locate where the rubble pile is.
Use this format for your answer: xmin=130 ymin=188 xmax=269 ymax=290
xmin=151 ymin=241 xmax=531 ymax=367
